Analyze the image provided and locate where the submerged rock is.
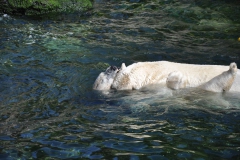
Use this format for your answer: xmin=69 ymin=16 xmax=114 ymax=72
xmin=0 ymin=0 xmax=92 ymax=15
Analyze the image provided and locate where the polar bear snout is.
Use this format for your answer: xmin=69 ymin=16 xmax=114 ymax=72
xmin=105 ymin=66 xmax=119 ymax=75
xmin=110 ymin=66 xmax=118 ymax=71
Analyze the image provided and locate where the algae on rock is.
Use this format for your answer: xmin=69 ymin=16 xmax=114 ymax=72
xmin=0 ymin=0 xmax=92 ymax=15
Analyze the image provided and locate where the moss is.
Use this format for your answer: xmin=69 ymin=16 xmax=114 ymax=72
xmin=8 ymin=0 xmax=33 ymax=8
xmin=0 ymin=0 xmax=92 ymax=15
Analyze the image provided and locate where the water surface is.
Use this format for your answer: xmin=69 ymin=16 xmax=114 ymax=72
xmin=0 ymin=0 xmax=240 ymax=159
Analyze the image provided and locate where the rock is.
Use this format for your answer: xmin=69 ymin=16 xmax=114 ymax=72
xmin=0 ymin=0 xmax=92 ymax=15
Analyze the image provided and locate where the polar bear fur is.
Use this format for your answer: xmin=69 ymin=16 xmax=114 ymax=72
xmin=167 ymin=62 xmax=237 ymax=92
xmin=93 ymin=66 xmax=119 ymax=90
xmin=200 ymin=62 xmax=237 ymax=92
xmin=93 ymin=61 xmax=239 ymax=92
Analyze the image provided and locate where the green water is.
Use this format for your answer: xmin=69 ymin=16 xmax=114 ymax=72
xmin=0 ymin=0 xmax=240 ymax=159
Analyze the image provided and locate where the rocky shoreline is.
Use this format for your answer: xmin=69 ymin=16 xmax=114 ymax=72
xmin=0 ymin=0 xmax=92 ymax=15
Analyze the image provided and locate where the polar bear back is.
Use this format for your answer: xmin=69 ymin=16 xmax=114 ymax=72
xmin=112 ymin=61 xmax=230 ymax=90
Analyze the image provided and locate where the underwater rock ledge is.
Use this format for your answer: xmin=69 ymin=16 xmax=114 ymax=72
xmin=0 ymin=0 xmax=92 ymax=15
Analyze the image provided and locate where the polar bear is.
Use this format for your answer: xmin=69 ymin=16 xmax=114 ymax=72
xmin=201 ymin=62 xmax=237 ymax=92
xmin=167 ymin=62 xmax=237 ymax=92
xmin=93 ymin=61 xmax=239 ymax=92
xmin=93 ymin=66 xmax=119 ymax=90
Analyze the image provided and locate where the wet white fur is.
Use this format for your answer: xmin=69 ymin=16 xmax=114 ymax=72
xmin=93 ymin=66 xmax=119 ymax=90
xmin=167 ymin=62 xmax=237 ymax=92
xmin=94 ymin=61 xmax=240 ymax=92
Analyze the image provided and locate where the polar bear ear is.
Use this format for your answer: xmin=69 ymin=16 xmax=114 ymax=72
xmin=120 ymin=63 xmax=126 ymax=70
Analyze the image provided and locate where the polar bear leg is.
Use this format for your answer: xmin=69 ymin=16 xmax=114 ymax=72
xmin=166 ymin=71 xmax=186 ymax=90
xmin=200 ymin=62 xmax=237 ymax=92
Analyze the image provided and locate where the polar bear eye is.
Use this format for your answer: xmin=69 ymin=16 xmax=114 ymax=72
xmin=110 ymin=66 xmax=118 ymax=71
xmin=105 ymin=66 xmax=118 ymax=75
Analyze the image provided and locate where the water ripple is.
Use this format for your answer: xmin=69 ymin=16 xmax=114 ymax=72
xmin=1 ymin=0 xmax=240 ymax=159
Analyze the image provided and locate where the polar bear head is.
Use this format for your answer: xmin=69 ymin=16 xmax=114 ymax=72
xmin=93 ymin=63 xmax=127 ymax=90
xmin=93 ymin=65 xmax=119 ymax=90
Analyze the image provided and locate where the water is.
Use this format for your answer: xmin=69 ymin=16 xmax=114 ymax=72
xmin=0 ymin=0 xmax=240 ymax=159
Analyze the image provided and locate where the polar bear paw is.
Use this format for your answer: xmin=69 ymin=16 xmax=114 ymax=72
xmin=200 ymin=62 xmax=237 ymax=92
xmin=166 ymin=71 xmax=186 ymax=90
xmin=229 ymin=62 xmax=237 ymax=74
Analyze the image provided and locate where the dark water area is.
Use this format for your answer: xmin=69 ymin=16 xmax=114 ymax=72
xmin=0 ymin=0 xmax=240 ymax=159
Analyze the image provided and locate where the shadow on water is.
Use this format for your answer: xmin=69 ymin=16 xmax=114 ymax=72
xmin=0 ymin=0 xmax=240 ymax=159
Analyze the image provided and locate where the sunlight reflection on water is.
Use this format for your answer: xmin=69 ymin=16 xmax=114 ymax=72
xmin=0 ymin=0 xmax=240 ymax=159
